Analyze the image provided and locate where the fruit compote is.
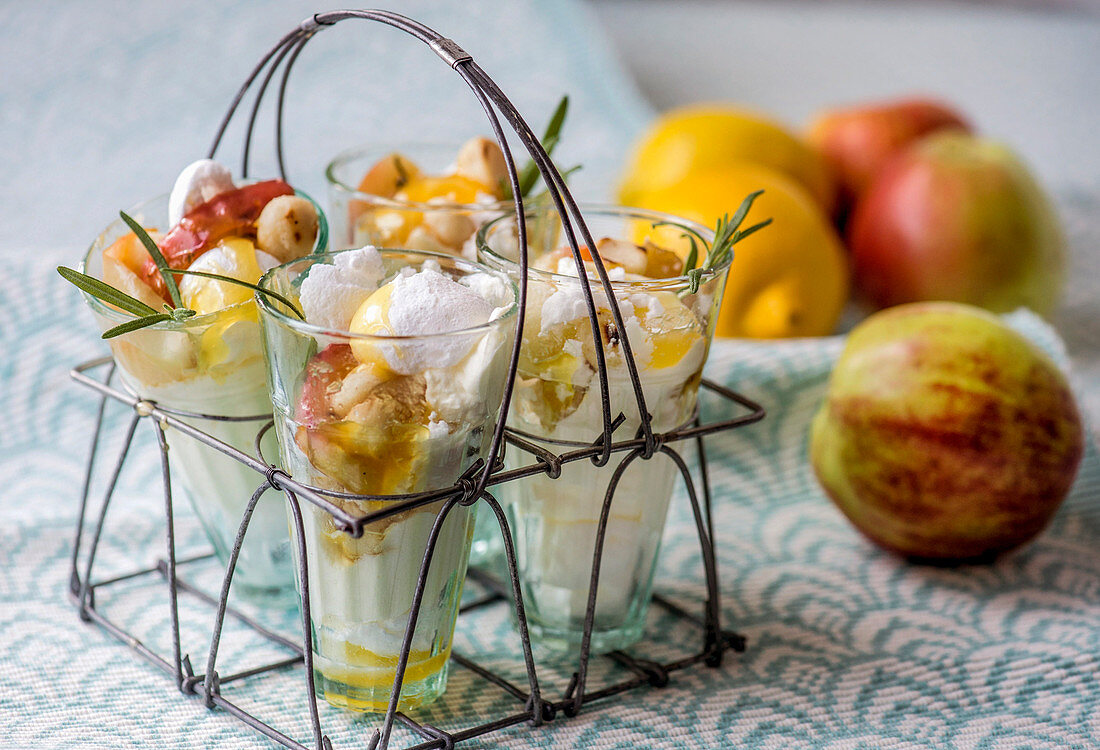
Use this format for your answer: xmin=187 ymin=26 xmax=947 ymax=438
xmin=327 ymin=138 xmax=510 ymax=259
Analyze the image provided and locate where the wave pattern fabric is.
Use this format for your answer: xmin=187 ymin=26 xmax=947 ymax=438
xmin=2 ymin=223 xmax=1098 ymax=747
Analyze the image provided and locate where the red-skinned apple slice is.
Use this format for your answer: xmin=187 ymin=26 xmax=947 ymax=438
xmin=140 ymin=179 xmax=294 ymax=299
xmin=295 ymin=344 xmax=359 ymax=427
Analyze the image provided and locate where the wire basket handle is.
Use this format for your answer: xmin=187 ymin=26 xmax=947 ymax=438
xmin=206 ymin=9 xmax=659 ymax=475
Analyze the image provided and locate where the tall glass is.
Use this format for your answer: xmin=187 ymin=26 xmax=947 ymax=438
xmin=327 ymin=144 xmax=511 ymax=565
xmin=257 ymin=249 xmax=516 ymax=711
xmin=477 ymin=205 xmax=728 ymax=654
xmin=81 ymin=194 xmax=327 ymax=606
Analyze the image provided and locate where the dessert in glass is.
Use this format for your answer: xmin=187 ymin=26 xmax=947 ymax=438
xmin=326 ymin=138 xmax=511 ymax=259
xmin=256 ymin=246 xmax=516 ymax=711
xmin=77 ymin=159 xmax=325 ymax=606
xmin=327 ymin=138 xmax=517 ymax=566
xmin=477 ymin=205 xmax=730 ymax=654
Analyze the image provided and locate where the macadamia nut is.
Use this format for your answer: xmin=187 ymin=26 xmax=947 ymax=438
xmin=256 ymin=195 xmax=319 ymax=262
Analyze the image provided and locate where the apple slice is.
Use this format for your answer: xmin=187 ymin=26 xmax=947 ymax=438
xmin=357 ymin=153 xmax=420 ymax=198
xmin=103 ymin=231 xmax=154 ymax=276
xmin=453 ymin=137 xmax=507 ymax=196
xmin=641 ymin=240 xmax=684 ymax=279
xmin=595 ymin=238 xmax=647 ymax=275
xmin=296 ymin=344 xmax=359 ymax=427
xmin=140 ymin=179 xmax=294 ymax=299
xmin=102 ymin=255 xmax=168 ymax=312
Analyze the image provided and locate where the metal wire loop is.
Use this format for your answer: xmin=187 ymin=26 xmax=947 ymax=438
xmin=264 ymin=465 xmax=285 ymax=492
xmin=609 ymin=651 xmax=670 ymax=688
xmin=428 ymin=37 xmax=472 ymax=68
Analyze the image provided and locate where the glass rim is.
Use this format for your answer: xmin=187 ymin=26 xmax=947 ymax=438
xmin=256 ymin=246 xmax=519 ymax=342
xmin=325 ymin=142 xmax=512 ymax=212
xmin=80 ymin=188 xmax=329 ymax=329
xmin=475 ymin=203 xmax=726 ymax=292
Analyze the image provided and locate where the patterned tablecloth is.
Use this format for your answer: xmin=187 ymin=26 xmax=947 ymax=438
xmin=2 ymin=1 xmax=1099 ymax=748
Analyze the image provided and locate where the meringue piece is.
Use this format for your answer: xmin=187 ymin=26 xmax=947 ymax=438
xmin=387 ymin=269 xmax=494 ymax=336
xmin=460 ymin=271 xmax=514 ymax=319
xmin=299 ymin=246 xmax=385 ymax=332
xmin=348 ymin=267 xmax=495 ymax=375
xmin=167 ymin=159 xmax=235 ymax=226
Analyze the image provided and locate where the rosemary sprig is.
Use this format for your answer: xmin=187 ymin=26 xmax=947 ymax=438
xmin=57 ymin=266 xmax=160 ymax=318
xmin=119 ymin=211 xmax=183 ymax=308
xmin=501 ymin=95 xmax=569 ymax=200
xmin=653 ymin=190 xmax=772 ymax=295
xmin=59 ymin=217 xmax=306 ymax=339
xmin=102 ymin=308 xmax=196 ymax=339
xmin=58 ymin=263 xmax=202 ymax=338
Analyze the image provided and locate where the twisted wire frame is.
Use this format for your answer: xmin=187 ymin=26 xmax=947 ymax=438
xmin=67 ymin=9 xmax=766 ymax=750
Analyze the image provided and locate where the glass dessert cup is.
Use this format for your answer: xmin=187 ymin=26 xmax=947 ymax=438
xmin=257 ymin=248 xmax=517 ymax=712
xmin=477 ymin=205 xmax=727 ymax=655
xmin=81 ymin=193 xmax=326 ymax=607
xmin=328 ymin=144 xmax=512 ymax=566
xmin=326 ymin=143 xmax=508 ymax=258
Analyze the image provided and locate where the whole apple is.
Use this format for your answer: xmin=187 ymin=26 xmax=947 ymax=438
xmin=848 ymin=132 xmax=1065 ymax=316
xmin=810 ymin=302 xmax=1083 ymax=561
xmin=808 ymin=97 xmax=970 ymax=210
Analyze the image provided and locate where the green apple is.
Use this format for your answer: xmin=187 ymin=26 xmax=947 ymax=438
xmin=810 ymin=302 xmax=1084 ymax=561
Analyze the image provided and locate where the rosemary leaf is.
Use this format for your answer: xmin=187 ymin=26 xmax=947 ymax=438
xmin=169 ymin=268 xmax=305 ymax=320
xmin=682 ymin=235 xmax=700 ymax=273
xmin=543 ymin=95 xmax=569 ymax=148
xmin=501 ymin=94 xmax=570 ymax=200
xmin=725 ymin=190 xmax=765 ymax=238
xmin=558 ymin=164 xmax=583 ymax=181
xmin=57 ymin=266 xmax=160 ymax=317
xmin=732 ymin=218 xmax=773 ymax=244
xmin=687 ymin=267 xmax=705 ymax=295
xmin=119 ymin=211 xmax=183 ymax=309
xmin=101 ymin=313 xmax=172 ymax=339
xmin=170 ymin=308 xmax=197 ymax=322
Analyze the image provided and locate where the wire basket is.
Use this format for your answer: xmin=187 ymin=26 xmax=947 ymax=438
xmin=67 ymin=10 xmax=766 ymax=750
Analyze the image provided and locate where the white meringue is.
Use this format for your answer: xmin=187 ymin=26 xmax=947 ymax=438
xmin=167 ymin=159 xmax=236 ymax=226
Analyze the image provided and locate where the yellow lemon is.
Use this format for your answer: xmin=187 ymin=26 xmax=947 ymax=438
xmin=619 ymin=105 xmax=837 ymax=215
xmin=631 ymin=164 xmax=849 ymax=339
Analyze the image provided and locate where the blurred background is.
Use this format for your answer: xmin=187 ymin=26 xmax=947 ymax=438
xmin=2 ymin=0 xmax=1096 ymax=246
xmin=593 ymin=0 xmax=1100 ymax=190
